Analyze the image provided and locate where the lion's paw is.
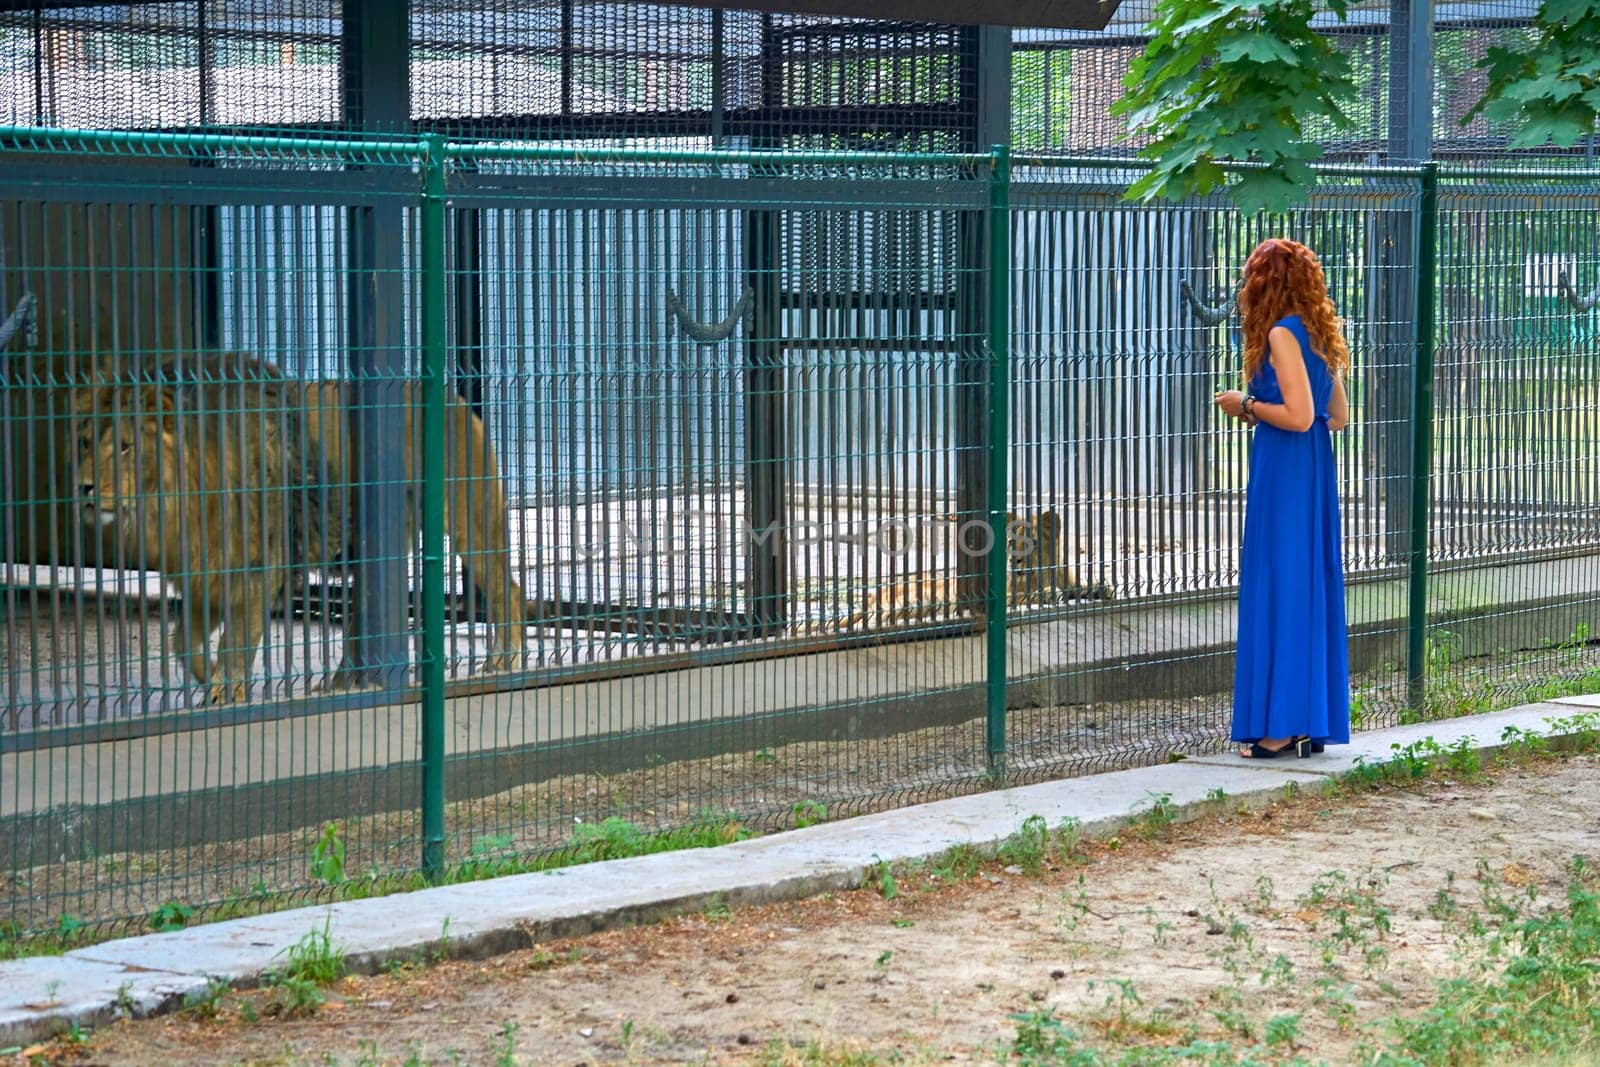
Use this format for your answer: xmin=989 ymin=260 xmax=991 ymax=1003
xmin=479 ymin=652 xmax=518 ymax=674
xmin=206 ymin=681 xmax=248 ymax=705
xmin=314 ymin=668 xmax=384 ymax=694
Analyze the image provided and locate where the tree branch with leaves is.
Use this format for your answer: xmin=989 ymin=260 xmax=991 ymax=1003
xmin=1114 ymin=0 xmax=1599 ymax=214
xmin=1111 ymin=0 xmax=1356 ymax=214
xmin=1465 ymin=0 xmax=1600 ymax=149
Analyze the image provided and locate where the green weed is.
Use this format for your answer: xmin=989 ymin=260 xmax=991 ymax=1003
xmin=492 ymin=1021 xmax=519 ymax=1066
xmin=148 ymin=900 xmax=193 ymax=932
xmin=931 ymin=844 xmax=984 ymax=883
xmin=260 ymin=913 xmax=347 ymax=1016
xmin=793 ymin=800 xmax=828 ymax=828
xmin=310 ymin=822 xmax=346 ymax=885
xmin=181 ymin=977 xmax=234 ymax=1021
xmin=280 ymin=915 xmax=346 ymax=986
xmin=1134 ymin=792 xmax=1177 ymax=839
xmin=999 ymin=815 xmax=1053 ymax=874
xmin=871 ymin=857 xmax=899 ymax=900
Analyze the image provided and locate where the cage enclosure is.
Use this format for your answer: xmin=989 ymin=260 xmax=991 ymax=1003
xmin=1 ymin=1 xmax=1598 ymax=939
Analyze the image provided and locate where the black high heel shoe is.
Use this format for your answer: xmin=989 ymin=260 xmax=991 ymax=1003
xmin=1242 ymin=736 xmax=1312 ymax=759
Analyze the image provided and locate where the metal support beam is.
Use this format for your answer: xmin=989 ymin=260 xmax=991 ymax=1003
xmin=956 ymin=26 xmax=1007 ymax=637
xmin=984 ymin=144 xmax=1011 ymax=780
xmin=975 ymin=25 xmax=1012 ymax=151
xmin=338 ymin=0 xmax=411 ymax=691
xmin=741 ymin=13 xmax=788 ymax=637
xmin=1406 ymin=162 xmax=1438 ymax=713
xmin=452 ymin=185 xmax=485 ymax=414
xmin=1375 ymin=0 xmax=1433 ymax=563
xmin=1387 ymin=0 xmax=1434 ymax=162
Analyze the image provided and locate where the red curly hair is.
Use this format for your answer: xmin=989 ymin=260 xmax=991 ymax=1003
xmin=1239 ymin=238 xmax=1350 ymax=385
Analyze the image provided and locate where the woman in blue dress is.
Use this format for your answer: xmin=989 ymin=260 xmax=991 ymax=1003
xmin=1213 ymin=238 xmax=1352 ymax=759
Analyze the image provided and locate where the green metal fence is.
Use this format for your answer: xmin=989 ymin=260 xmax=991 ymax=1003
xmin=1 ymin=127 xmax=1598 ymax=943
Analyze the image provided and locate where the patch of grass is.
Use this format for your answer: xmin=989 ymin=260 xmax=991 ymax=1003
xmin=931 ymin=843 xmax=984 ymax=883
xmin=266 ymin=970 xmax=326 ymax=1018
xmin=1336 ymin=733 xmax=1504 ymax=793
xmin=1370 ymin=860 xmax=1600 ymax=1065
xmin=998 ymin=815 xmax=1053 ymax=875
xmin=792 ymin=800 xmax=828 ymax=828
xmin=0 ymin=919 xmax=89 ymax=962
xmin=526 ymin=946 xmax=580 ymax=972
xmin=280 ymin=915 xmax=346 ymax=986
xmin=1390 ymin=737 xmax=1445 ymax=781
xmin=1009 ymin=1006 xmax=1245 ymax=1066
xmin=1056 ymin=817 xmax=1088 ymax=865
xmin=148 ymin=900 xmax=194 ymax=932
xmin=1263 ymin=1012 xmax=1301 ymax=1049
xmin=1418 ymin=631 xmax=1496 ymax=721
xmin=759 ymin=1039 xmax=887 ymax=1066
xmin=703 ymin=893 xmax=732 ymax=922
xmin=1443 ymin=735 xmax=1484 ymax=779
xmin=1134 ymin=792 xmax=1178 ymax=839
xmin=181 ymin=976 xmax=234 ymax=1021
xmin=1500 ymin=723 xmax=1553 ymax=763
xmin=1008 ymin=846 xmax=1600 ymax=1067
xmin=1544 ymin=711 xmax=1600 ymax=753
xmin=997 ymin=814 xmax=1090 ymax=876
xmin=257 ymin=914 xmax=346 ymax=1019
xmin=564 ymin=811 xmax=754 ymax=865
xmin=1340 ymin=755 xmax=1387 ymax=792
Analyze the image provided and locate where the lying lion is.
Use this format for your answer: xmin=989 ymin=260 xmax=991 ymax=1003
xmin=72 ymin=354 xmax=526 ymax=703
xmin=827 ymin=509 xmax=1113 ymax=633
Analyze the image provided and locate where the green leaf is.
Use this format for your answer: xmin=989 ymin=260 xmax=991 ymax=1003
xmin=1543 ymin=0 xmax=1600 ymax=23
xmin=1217 ymin=33 xmax=1304 ymax=66
xmin=1112 ymin=0 xmax=1357 ymax=213
xmin=1470 ymin=0 xmax=1600 ymax=144
xmin=1510 ymin=108 xmax=1595 ymax=148
xmin=1165 ymin=0 xmax=1256 ymax=37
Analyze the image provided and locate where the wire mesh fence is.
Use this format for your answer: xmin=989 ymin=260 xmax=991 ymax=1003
xmin=1 ymin=128 xmax=1598 ymax=944
xmin=1421 ymin=169 xmax=1600 ymax=719
xmin=5 ymin=3 xmax=1593 ymax=163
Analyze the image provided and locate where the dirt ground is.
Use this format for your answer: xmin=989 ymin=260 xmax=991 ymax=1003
xmin=30 ymin=751 xmax=1600 ymax=1067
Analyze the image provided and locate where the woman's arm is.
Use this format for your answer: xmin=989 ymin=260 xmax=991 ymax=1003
xmin=1327 ymin=373 xmax=1349 ymax=432
xmin=1213 ymin=326 xmax=1316 ymax=432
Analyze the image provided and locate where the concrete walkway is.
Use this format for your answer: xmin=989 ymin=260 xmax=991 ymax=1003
xmin=4 ymin=697 xmax=1599 ymax=1046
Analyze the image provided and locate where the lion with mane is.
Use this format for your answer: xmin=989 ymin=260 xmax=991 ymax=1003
xmin=71 ymin=354 xmax=526 ymax=703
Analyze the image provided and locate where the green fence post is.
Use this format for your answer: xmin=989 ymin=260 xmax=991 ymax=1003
xmin=419 ymin=134 xmax=449 ymax=880
xmin=986 ymin=144 xmax=1011 ymax=781
xmin=1406 ymin=161 xmax=1439 ymax=714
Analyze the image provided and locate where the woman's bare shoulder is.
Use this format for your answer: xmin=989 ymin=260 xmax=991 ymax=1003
xmin=1267 ymin=324 xmax=1303 ymax=353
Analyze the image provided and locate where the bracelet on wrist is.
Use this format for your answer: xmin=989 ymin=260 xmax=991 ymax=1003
xmin=1242 ymin=394 xmax=1255 ymax=418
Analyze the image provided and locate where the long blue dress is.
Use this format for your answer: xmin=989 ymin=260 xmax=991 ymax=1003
xmin=1231 ymin=314 xmax=1351 ymax=746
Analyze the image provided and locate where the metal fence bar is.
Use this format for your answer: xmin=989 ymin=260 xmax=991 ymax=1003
xmin=419 ymin=134 xmax=449 ymax=881
xmin=984 ymin=143 xmax=1011 ymax=779
xmin=1407 ymin=161 xmax=1439 ymax=711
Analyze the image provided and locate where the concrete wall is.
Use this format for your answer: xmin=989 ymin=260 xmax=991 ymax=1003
xmin=6 ymin=553 xmax=1597 ymax=866
xmin=2 ymin=183 xmax=198 ymax=566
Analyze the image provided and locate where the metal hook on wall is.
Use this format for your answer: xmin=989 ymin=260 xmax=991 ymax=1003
xmin=1557 ymin=271 xmax=1600 ymax=314
xmin=667 ymin=286 xmax=754 ymax=345
xmin=1180 ymin=279 xmax=1238 ymax=326
xmin=0 ymin=291 xmax=38 ymax=353
xmin=0 ymin=224 xmax=41 ymax=354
